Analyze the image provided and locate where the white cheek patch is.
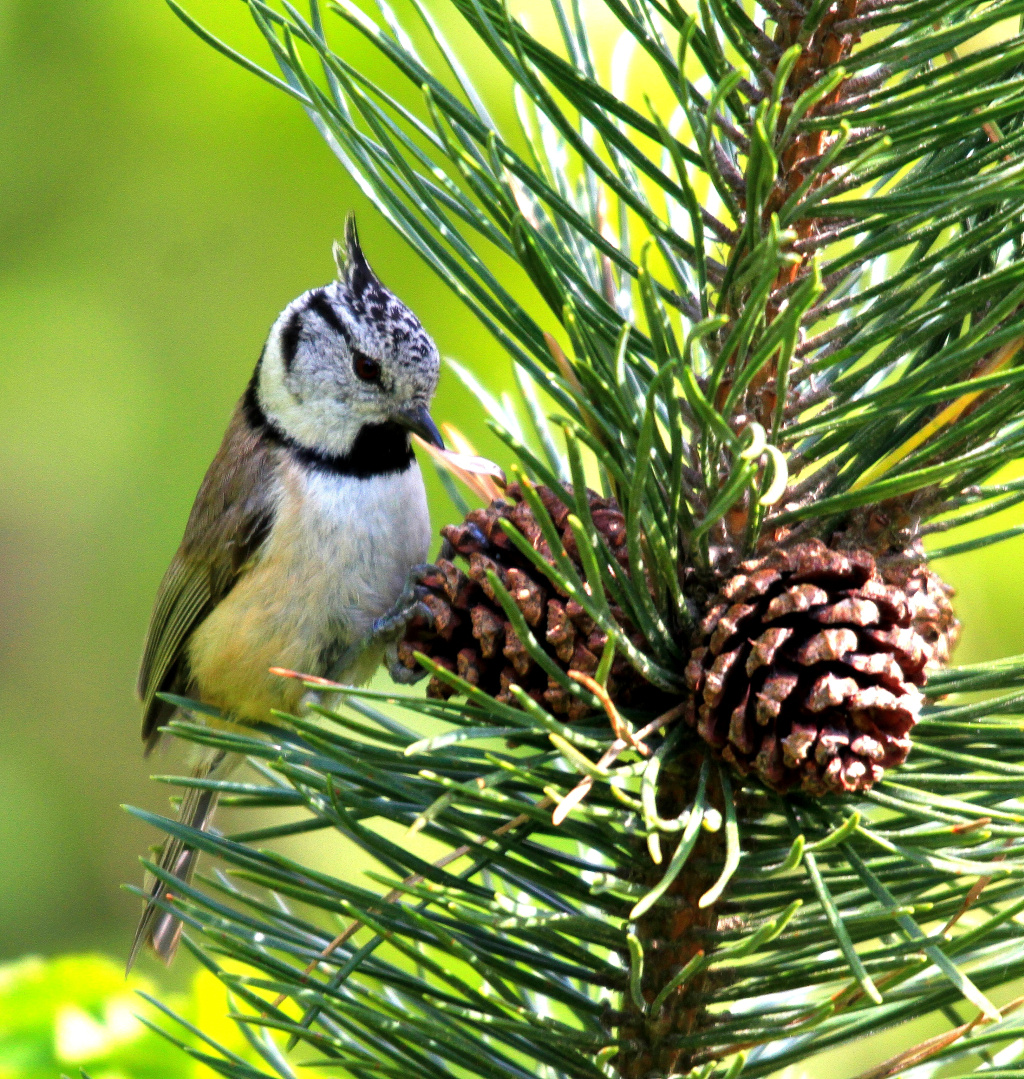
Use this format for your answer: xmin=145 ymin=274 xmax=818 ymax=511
xmin=259 ymin=308 xmax=365 ymax=457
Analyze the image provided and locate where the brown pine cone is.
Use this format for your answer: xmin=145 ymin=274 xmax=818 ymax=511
xmin=398 ymin=484 xmax=658 ymax=721
xmin=683 ymin=539 xmax=955 ymax=795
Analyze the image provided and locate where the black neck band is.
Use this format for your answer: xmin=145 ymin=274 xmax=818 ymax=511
xmin=243 ymin=374 xmax=414 ymax=479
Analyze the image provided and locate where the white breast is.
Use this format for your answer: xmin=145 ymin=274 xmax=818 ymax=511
xmin=187 ymin=459 xmax=431 ymax=720
xmin=288 ymin=462 xmax=432 ymax=632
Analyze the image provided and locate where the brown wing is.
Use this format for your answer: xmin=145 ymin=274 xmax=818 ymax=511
xmin=138 ymin=398 xmax=280 ymax=750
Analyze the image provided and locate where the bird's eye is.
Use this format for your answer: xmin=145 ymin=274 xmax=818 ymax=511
xmin=352 ymin=351 xmax=381 ymax=383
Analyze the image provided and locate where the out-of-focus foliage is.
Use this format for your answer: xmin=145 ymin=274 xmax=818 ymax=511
xmin=0 ymin=953 xmax=233 ymax=1079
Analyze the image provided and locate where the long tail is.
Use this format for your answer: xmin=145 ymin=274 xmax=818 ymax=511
xmin=127 ymin=751 xmax=226 ymax=971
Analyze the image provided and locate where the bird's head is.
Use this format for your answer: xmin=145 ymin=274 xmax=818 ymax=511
xmin=254 ymin=215 xmax=443 ymax=460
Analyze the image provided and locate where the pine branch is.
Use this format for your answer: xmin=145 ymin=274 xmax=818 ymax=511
xmin=133 ymin=0 xmax=1024 ymax=1076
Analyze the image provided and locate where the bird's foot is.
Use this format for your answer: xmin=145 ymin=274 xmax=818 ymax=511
xmin=372 ymin=564 xmax=438 ymax=684
xmin=325 ymin=566 xmax=439 ymax=687
xmin=372 ymin=563 xmax=435 ymax=640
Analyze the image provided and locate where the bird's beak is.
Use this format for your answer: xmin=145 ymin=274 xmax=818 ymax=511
xmin=394 ymin=404 xmax=445 ymax=449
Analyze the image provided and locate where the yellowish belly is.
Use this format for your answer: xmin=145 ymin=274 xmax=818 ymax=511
xmin=186 ymin=575 xmax=325 ymax=721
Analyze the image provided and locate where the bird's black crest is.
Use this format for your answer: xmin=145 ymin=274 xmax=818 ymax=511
xmin=341 ymin=214 xmax=378 ymax=300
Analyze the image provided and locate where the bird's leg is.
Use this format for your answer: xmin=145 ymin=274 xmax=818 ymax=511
xmin=372 ymin=563 xmax=436 ymax=684
xmin=373 ymin=563 xmax=434 ymax=638
xmin=323 ymin=562 xmax=443 ymax=688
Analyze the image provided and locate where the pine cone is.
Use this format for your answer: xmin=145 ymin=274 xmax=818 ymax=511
xmin=398 ymin=484 xmax=656 ymax=721
xmin=683 ymin=540 xmax=956 ymax=795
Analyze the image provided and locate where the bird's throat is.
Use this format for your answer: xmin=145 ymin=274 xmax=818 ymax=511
xmin=243 ymin=376 xmax=414 ymax=479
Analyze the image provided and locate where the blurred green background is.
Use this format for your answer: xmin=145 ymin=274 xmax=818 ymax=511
xmin=1 ymin=0 xmax=1022 ymax=1007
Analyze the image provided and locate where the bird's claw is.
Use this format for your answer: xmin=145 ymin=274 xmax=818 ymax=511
xmin=386 ymin=640 xmax=428 ymax=684
xmin=371 ymin=597 xmax=431 ymax=641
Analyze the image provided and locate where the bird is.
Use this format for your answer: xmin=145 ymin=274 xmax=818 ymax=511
xmin=129 ymin=216 xmax=442 ymax=969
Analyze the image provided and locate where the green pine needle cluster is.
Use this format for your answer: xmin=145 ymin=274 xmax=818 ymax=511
xmin=127 ymin=0 xmax=1024 ymax=1076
